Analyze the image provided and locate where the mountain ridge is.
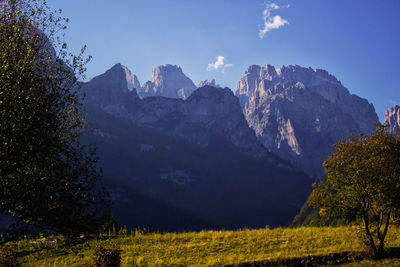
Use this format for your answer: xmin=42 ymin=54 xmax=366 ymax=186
xmin=236 ymin=64 xmax=379 ymax=177
xmin=79 ymin=63 xmax=314 ymax=230
xmin=82 ymin=64 xmax=280 ymax=161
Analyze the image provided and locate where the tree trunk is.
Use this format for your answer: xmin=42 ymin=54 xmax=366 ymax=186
xmin=363 ymin=210 xmax=377 ymax=257
xmin=377 ymin=213 xmax=391 ymax=258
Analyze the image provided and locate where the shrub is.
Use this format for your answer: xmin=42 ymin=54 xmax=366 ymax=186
xmin=92 ymin=243 xmax=121 ymax=267
xmin=0 ymin=243 xmax=19 ymax=267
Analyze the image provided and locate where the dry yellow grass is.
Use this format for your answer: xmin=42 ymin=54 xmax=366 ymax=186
xmin=14 ymin=225 xmax=400 ymax=266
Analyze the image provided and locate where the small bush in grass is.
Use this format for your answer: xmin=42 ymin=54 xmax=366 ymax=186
xmin=92 ymin=242 xmax=121 ymax=267
xmin=0 ymin=243 xmax=20 ymax=267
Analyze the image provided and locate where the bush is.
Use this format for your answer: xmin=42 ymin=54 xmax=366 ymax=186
xmin=0 ymin=243 xmax=19 ymax=267
xmin=92 ymin=243 xmax=121 ymax=267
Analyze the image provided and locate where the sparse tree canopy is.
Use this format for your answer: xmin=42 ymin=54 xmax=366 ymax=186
xmin=0 ymin=0 xmax=108 ymax=241
xmin=309 ymin=125 xmax=400 ymax=258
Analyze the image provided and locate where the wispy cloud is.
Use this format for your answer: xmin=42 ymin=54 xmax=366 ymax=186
xmin=259 ymin=2 xmax=289 ymax=39
xmin=207 ymin=56 xmax=233 ymax=73
xmin=222 ymin=63 xmax=233 ymax=73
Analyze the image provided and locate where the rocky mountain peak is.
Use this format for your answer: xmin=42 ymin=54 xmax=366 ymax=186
xmin=151 ymin=64 xmax=182 ymax=82
xmin=236 ymin=63 xmax=379 ymax=177
xmin=121 ymin=65 xmax=141 ymax=91
xmin=384 ymin=105 xmax=400 ymax=133
xmin=237 ymin=64 xmax=378 ymax=134
xmin=98 ymin=63 xmax=141 ymax=92
xmin=186 ymin=86 xmax=241 ymax=116
xmin=177 ymin=86 xmax=271 ymax=158
xmin=246 ymin=64 xmax=261 ymax=74
xmin=262 ymin=64 xmax=278 ymax=79
xmin=198 ymin=79 xmax=221 ymax=88
xmin=80 ymin=63 xmax=140 ymax=117
xmin=139 ymin=64 xmax=197 ymax=100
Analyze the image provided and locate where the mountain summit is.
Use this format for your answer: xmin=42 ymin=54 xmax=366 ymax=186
xmin=198 ymin=79 xmax=221 ymax=88
xmin=384 ymin=105 xmax=400 ymax=133
xmin=81 ymin=63 xmax=140 ymax=117
xmin=236 ymin=64 xmax=379 ymax=177
xmin=138 ymin=64 xmax=197 ymax=100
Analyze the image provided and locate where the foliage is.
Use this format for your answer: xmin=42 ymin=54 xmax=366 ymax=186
xmin=0 ymin=0 xmax=108 ymax=241
xmin=12 ymin=226 xmax=400 ymax=266
xmin=291 ymin=201 xmax=360 ymax=227
xmin=92 ymin=242 xmax=121 ymax=267
xmin=309 ymin=125 xmax=400 ymax=258
xmin=0 ymin=243 xmax=20 ymax=267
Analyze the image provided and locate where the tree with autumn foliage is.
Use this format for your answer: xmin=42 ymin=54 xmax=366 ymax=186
xmin=0 ymin=0 xmax=109 ymax=242
xmin=309 ymin=125 xmax=400 ymax=258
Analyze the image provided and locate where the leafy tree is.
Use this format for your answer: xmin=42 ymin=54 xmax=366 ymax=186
xmin=309 ymin=125 xmax=400 ymax=258
xmin=0 ymin=0 xmax=108 ymax=241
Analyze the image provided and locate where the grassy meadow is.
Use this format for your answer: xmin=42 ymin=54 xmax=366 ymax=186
xmin=3 ymin=225 xmax=399 ymax=266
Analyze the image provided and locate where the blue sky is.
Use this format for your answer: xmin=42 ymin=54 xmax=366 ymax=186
xmin=47 ymin=0 xmax=400 ymax=121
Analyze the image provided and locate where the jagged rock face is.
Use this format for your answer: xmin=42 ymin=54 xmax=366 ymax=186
xmin=237 ymin=64 xmax=378 ymax=134
xmin=384 ymin=105 xmax=400 ymax=133
xmin=81 ymin=63 xmax=140 ymax=118
xmin=133 ymin=86 xmax=271 ymax=159
xmin=183 ymin=86 xmax=250 ymax=148
xmin=139 ymin=64 xmax=197 ymax=100
xmin=198 ymin=79 xmax=221 ymax=88
xmin=122 ymin=65 xmax=141 ymax=90
xmin=185 ymin=87 xmax=270 ymax=158
xmin=236 ymin=64 xmax=379 ymax=178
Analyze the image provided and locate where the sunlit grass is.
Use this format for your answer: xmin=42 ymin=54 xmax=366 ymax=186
xmin=11 ymin=225 xmax=400 ymax=266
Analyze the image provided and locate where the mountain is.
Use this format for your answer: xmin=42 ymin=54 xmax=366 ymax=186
xmin=80 ymin=64 xmax=313 ymax=231
xmin=198 ymin=79 xmax=221 ymax=88
xmin=293 ymin=105 xmax=400 ymax=227
xmin=138 ymin=64 xmax=197 ymax=100
xmin=236 ymin=64 xmax=379 ymax=178
xmin=82 ymin=63 xmax=141 ymax=118
xmin=384 ymin=105 xmax=400 ymax=133
xmin=83 ymin=64 xmax=273 ymax=160
xmin=133 ymin=85 xmax=277 ymax=160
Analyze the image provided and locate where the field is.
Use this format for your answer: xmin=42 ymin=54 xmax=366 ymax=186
xmin=5 ymin=226 xmax=400 ymax=266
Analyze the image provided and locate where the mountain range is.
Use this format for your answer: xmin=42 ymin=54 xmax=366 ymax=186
xmin=80 ymin=64 xmax=313 ymax=231
xmin=78 ymin=62 xmax=393 ymax=231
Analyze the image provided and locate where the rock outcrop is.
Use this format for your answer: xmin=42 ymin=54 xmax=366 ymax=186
xmin=122 ymin=65 xmax=141 ymax=90
xmin=236 ymin=64 xmax=379 ymax=177
xmin=135 ymin=86 xmax=270 ymax=159
xmin=138 ymin=64 xmax=196 ymax=100
xmin=198 ymin=79 xmax=221 ymax=88
xmin=81 ymin=63 xmax=140 ymax=118
xmin=384 ymin=105 xmax=400 ymax=133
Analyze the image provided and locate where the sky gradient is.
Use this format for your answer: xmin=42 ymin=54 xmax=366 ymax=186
xmin=47 ymin=0 xmax=400 ymax=121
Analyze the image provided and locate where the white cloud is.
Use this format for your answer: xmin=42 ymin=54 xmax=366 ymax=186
xmin=259 ymin=2 xmax=289 ymax=39
xmin=268 ymin=3 xmax=279 ymax=10
xmin=207 ymin=56 xmax=233 ymax=73
xmin=207 ymin=56 xmax=225 ymax=71
xmin=222 ymin=64 xmax=233 ymax=73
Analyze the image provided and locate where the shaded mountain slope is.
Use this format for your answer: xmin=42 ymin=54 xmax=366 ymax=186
xmin=79 ymin=64 xmax=314 ymax=230
xmin=83 ymin=103 xmax=313 ymax=230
